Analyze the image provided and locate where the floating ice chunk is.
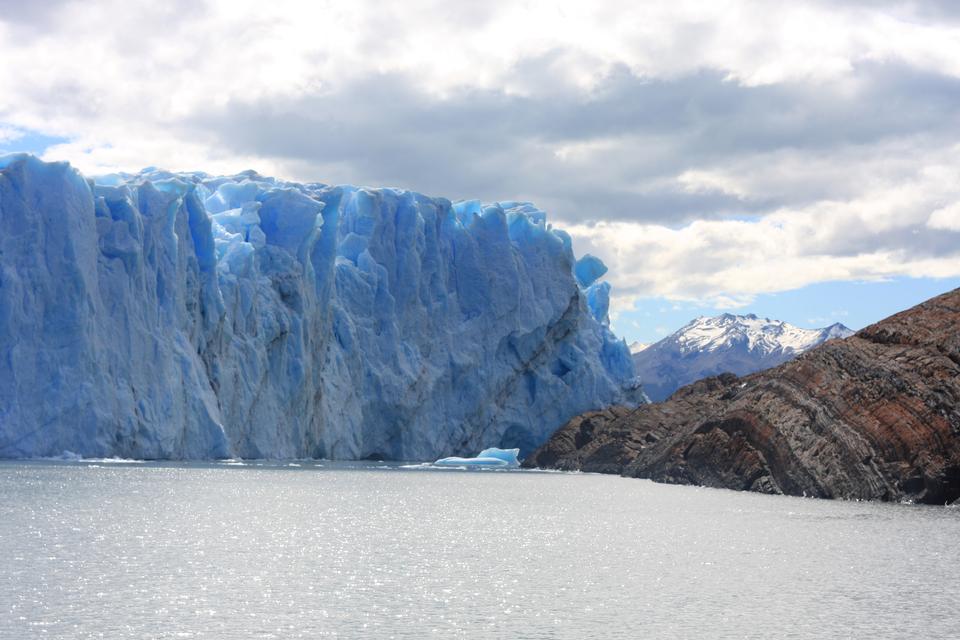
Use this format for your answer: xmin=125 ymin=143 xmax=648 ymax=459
xmin=477 ymin=447 xmax=520 ymax=464
xmin=433 ymin=447 xmax=520 ymax=467
xmin=433 ymin=456 xmax=508 ymax=467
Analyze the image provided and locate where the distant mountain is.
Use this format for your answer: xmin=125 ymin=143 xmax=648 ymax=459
xmin=526 ymin=287 xmax=960 ymax=505
xmin=633 ymin=314 xmax=853 ymax=401
xmin=628 ymin=341 xmax=650 ymax=354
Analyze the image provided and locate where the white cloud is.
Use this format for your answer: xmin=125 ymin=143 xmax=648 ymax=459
xmin=928 ymin=203 xmax=960 ymax=231
xmin=567 ymin=146 xmax=960 ymax=305
xmin=0 ymin=125 xmax=23 ymax=144
xmin=3 ymin=1 xmax=960 ymax=169
xmin=677 ymin=170 xmax=749 ymax=199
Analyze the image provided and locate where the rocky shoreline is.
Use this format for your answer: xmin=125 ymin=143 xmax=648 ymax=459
xmin=525 ymin=288 xmax=960 ymax=505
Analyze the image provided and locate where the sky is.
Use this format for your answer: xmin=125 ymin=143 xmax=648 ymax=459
xmin=1 ymin=0 xmax=958 ymax=343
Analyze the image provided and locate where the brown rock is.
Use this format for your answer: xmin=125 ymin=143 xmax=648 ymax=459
xmin=524 ymin=288 xmax=960 ymax=504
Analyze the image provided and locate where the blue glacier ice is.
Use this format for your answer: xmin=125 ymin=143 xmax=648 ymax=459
xmin=433 ymin=447 xmax=520 ymax=467
xmin=0 ymin=154 xmax=642 ymax=460
xmin=574 ymin=254 xmax=607 ymax=288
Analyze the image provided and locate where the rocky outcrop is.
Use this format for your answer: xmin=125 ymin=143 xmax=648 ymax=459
xmin=525 ymin=288 xmax=960 ymax=504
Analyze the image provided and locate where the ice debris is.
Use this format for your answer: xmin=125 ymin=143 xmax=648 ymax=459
xmin=433 ymin=447 xmax=521 ymax=467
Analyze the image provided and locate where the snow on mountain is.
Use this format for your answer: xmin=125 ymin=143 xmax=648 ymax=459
xmin=629 ymin=341 xmax=650 ymax=354
xmin=632 ymin=313 xmax=853 ymax=401
xmin=0 ymin=154 xmax=641 ymax=460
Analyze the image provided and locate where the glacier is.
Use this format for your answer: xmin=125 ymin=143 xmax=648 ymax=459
xmin=0 ymin=154 xmax=640 ymax=460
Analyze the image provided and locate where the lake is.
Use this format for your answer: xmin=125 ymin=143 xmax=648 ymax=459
xmin=1 ymin=460 xmax=958 ymax=638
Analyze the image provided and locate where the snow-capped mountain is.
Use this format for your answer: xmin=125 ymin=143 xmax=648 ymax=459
xmin=633 ymin=313 xmax=853 ymax=401
xmin=629 ymin=341 xmax=650 ymax=354
xmin=0 ymin=154 xmax=640 ymax=460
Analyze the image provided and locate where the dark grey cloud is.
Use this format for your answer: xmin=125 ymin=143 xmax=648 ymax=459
xmin=182 ymin=57 xmax=960 ymax=226
xmin=825 ymin=0 xmax=960 ymax=22
xmin=0 ymin=0 xmax=73 ymax=25
xmin=0 ymin=0 xmax=207 ymax=42
xmin=811 ymin=221 xmax=960 ymax=259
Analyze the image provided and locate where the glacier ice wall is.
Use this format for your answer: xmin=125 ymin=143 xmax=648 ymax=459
xmin=0 ymin=154 xmax=640 ymax=460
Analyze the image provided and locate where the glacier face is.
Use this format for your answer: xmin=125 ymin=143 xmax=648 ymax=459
xmin=0 ymin=154 xmax=640 ymax=460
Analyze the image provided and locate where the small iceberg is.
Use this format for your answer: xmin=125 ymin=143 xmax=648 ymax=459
xmin=433 ymin=447 xmax=521 ymax=468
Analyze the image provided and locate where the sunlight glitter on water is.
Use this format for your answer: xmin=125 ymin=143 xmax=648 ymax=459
xmin=1 ymin=460 xmax=958 ymax=639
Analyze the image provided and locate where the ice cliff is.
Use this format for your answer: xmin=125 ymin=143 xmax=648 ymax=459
xmin=0 ymin=154 xmax=640 ymax=460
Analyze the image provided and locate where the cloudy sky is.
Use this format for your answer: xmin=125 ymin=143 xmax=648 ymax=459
xmin=1 ymin=0 xmax=958 ymax=342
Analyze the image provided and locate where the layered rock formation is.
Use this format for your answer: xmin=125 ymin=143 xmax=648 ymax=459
xmin=526 ymin=288 xmax=960 ymax=504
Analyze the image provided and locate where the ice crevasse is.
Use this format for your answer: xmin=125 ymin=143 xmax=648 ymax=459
xmin=0 ymin=154 xmax=642 ymax=460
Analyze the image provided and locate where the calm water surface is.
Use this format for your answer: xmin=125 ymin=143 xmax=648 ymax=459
xmin=1 ymin=460 xmax=958 ymax=639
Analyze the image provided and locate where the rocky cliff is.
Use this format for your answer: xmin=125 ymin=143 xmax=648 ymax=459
xmin=525 ymin=288 xmax=960 ymax=504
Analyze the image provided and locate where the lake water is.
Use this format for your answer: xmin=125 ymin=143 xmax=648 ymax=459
xmin=1 ymin=460 xmax=958 ymax=639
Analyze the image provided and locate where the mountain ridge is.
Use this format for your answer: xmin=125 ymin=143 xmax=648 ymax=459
xmin=633 ymin=314 xmax=853 ymax=401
